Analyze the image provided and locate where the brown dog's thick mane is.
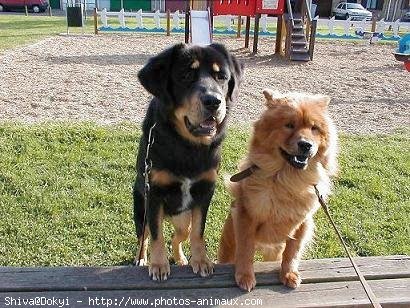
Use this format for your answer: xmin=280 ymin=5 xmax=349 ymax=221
xmin=218 ymin=90 xmax=339 ymax=292
xmin=247 ymin=91 xmax=338 ymax=178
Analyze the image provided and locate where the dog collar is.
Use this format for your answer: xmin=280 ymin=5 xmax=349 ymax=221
xmin=230 ymin=164 xmax=259 ymax=182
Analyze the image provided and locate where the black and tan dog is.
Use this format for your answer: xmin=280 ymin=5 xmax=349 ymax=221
xmin=133 ymin=43 xmax=243 ymax=281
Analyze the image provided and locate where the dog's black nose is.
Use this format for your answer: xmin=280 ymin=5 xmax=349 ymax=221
xmin=203 ymin=95 xmax=221 ymax=111
xmin=298 ymin=140 xmax=313 ymax=153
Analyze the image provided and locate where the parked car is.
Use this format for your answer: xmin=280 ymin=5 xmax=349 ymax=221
xmin=401 ymin=11 xmax=410 ymax=22
xmin=332 ymin=2 xmax=373 ymax=21
xmin=0 ymin=0 xmax=49 ymax=13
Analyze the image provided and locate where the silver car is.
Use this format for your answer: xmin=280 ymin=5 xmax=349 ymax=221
xmin=332 ymin=2 xmax=373 ymax=21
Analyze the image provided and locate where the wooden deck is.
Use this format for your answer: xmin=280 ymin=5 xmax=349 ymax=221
xmin=1 ymin=255 xmax=409 ymax=307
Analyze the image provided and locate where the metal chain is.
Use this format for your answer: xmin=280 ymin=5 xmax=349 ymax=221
xmin=137 ymin=122 xmax=156 ymax=265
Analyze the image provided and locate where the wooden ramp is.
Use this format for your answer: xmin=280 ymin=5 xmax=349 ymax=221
xmin=1 ymin=256 xmax=409 ymax=307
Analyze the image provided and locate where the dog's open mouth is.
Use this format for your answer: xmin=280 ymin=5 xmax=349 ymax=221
xmin=280 ymin=148 xmax=309 ymax=169
xmin=185 ymin=116 xmax=217 ymax=137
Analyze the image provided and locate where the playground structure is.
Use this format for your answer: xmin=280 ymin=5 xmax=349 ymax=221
xmin=394 ymin=33 xmax=410 ymax=71
xmin=183 ymin=0 xmax=317 ymax=61
xmin=94 ymin=0 xmax=318 ymax=61
xmin=93 ymin=1 xmax=410 ymax=61
xmin=185 ymin=0 xmax=212 ymax=46
xmin=211 ymin=0 xmax=289 ymax=56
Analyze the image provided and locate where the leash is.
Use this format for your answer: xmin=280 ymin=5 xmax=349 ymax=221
xmin=136 ymin=122 xmax=156 ymax=265
xmin=314 ymin=186 xmax=382 ymax=308
xmin=230 ymin=166 xmax=382 ymax=307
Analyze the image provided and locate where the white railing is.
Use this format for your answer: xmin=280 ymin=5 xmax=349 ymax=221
xmin=98 ymin=8 xmax=185 ymax=29
xmin=318 ymin=17 xmax=410 ymax=37
xmin=96 ymin=9 xmax=410 ymax=39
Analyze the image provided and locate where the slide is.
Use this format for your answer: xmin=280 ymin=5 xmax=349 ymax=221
xmin=394 ymin=33 xmax=410 ymax=71
xmin=190 ymin=10 xmax=212 ymax=46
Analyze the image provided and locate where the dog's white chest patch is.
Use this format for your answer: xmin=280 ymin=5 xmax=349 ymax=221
xmin=180 ymin=178 xmax=193 ymax=211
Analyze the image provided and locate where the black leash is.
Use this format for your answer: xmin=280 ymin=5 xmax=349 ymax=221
xmin=230 ymin=165 xmax=382 ymax=307
xmin=136 ymin=122 xmax=156 ymax=265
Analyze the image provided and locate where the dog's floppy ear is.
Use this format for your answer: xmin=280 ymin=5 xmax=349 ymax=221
xmin=209 ymin=43 xmax=244 ymax=102
xmin=138 ymin=43 xmax=185 ymax=100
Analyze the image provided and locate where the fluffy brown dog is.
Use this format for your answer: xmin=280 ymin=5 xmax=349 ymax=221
xmin=218 ymin=89 xmax=338 ymax=292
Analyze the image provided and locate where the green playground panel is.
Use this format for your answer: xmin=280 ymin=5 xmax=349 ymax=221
xmin=110 ymin=0 xmax=151 ymax=11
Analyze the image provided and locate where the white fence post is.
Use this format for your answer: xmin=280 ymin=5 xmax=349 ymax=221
xmin=225 ymin=15 xmax=233 ymax=31
xmin=136 ymin=9 xmax=143 ymax=28
xmin=261 ymin=14 xmax=267 ymax=32
xmin=376 ymin=18 xmax=386 ymax=34
xmin=154 ymin=10 xmax=161 ymax=29
xmin=392 ymin=19 xmax=400 ymax=36
xmin=172 ymin=10 xmax=180 ymax=30
xmin=101 ymin=8 xmax=108 ymax=27
xmin=328 ymin=16 xmax=335 ymax=35
xmin=343 ymin=17 xmax=352 ymax=36
xmin=355 ymin=19 xmax=366 ymax=33
xmin=119 ymin=8 xmax=125 ymax=28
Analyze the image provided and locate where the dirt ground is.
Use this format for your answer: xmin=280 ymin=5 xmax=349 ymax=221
xmin=0 ymin=34 xmax=409 ymax=134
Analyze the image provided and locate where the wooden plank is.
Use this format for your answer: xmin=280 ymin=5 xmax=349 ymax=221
xmin=308 ymin=19 xmax=317 ymax=60
xmin=237 ymin=16 xmax=242 ymax=38
xmin=0 ymin=256 xmax=408 ymax=292
xmin=253 ymin=14 xmax=261 ymax=53
xmin=244 ymin=16 xmax=251 ymax=48
xmin=275 ymin=14 xmax=283 ymax=54
xmin=185 ymin=2 xmax=190 ymax=44
xmin=93 ymin=8 xmax=98 ymax=35
xmin=0 ymin=278 xmax=409 ymax=308
xmin=166 ymin=10 xmax=171 ymax=36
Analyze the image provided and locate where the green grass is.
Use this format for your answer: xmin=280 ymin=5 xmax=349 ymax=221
xmin=0 ymin=123 xmax=408 ymax=266
xmin=0 ymin=15 xmax=95 ymax=51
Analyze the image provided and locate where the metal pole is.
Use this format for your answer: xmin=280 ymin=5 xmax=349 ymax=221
xmin=392 ymin=0 xmax=399 ymax=21
xmin=386 ymin=0 xmax=392 ymax=21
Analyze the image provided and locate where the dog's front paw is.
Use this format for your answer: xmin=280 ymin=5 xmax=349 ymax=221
xmin=175 ymin=254 xmax=189 ymax=266
xmin=280 ymin=270 xmax=301 ymax=289
xmin=135 ymin=258 xmax=147 ymax=266
xmin=149 ymin=261 xmax=170 ymax=281
xmin=190 ymin=256 xmax=214 ymax=277
xmin=235 ymin=270 xmax=256 ymax=292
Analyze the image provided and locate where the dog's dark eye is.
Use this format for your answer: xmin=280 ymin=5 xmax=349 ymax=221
xmin=215 ymin=73 xmax=228 ymax=81
xmin=312 ymin=125 xmax=320 ymax=132
xmin=181 ymin=70 xmax=195 ymax=83
xmin=285 ymin=123 xmax=294 ymax=129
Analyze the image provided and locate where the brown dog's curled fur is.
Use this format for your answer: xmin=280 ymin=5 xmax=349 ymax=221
xmin=218 ymin=90 xmax=338 ymax=292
